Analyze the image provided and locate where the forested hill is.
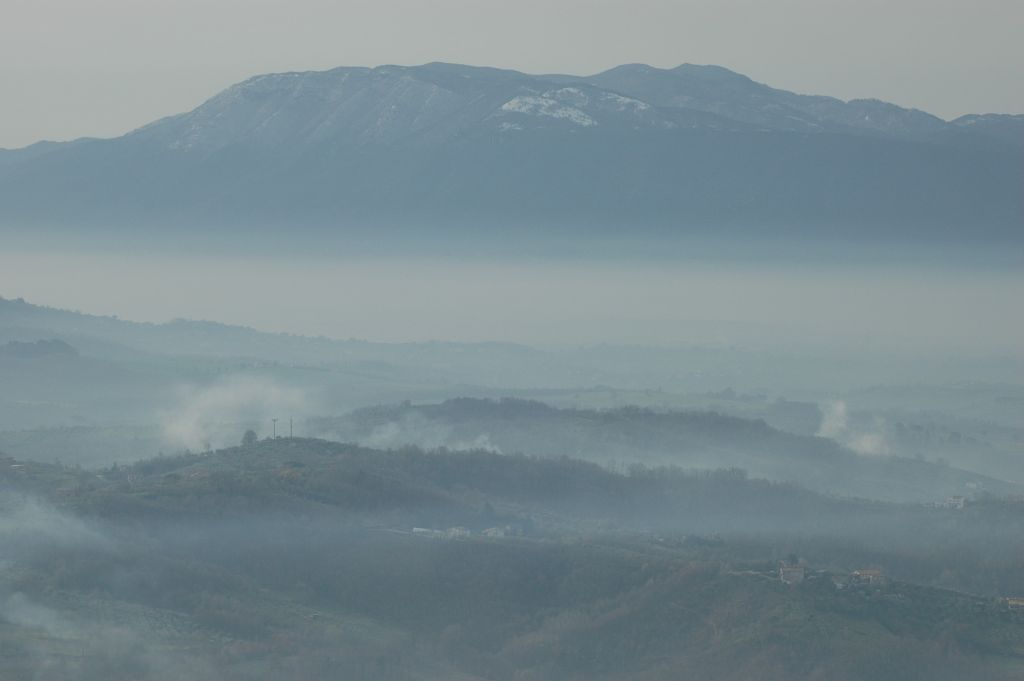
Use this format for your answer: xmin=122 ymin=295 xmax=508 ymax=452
xmin=313 ymin=398 xmax=1019 ymax=503
xmin=6 ymin=437 xmax=1024 ymax=594
xmin=3 ymin=438 xmax=1024 ymax=681
xmin=1 ymin=62 xmax=1020 ymax=244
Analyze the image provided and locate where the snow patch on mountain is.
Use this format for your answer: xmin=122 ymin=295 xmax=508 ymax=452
xmin=600 ymin=92 xmax=650 ymax=112
xmin=501 ymin=95 xmax=598 ymax=127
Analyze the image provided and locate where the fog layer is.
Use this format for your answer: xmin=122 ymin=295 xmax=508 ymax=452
xmin=1 ymin=251 xmax=1020 ymax=355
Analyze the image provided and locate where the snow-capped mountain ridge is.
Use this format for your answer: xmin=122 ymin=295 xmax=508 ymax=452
xmin=585 ymin=63 xmax=950 ymax=136
xmin=0 ymin=62 xmax=1019 ymax=241
xmin=113 ymin=61 xmax=989 ymax=154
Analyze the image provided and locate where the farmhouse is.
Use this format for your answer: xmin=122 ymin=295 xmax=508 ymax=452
xmin=779 ymin=565 xmax=805 ymax=584
xmin=1005 ymin=597 xmax=1024 ymax=611
xmin=852 ymin=568 xmax=884 ymax=585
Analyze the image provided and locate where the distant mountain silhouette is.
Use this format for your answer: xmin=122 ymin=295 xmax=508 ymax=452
xmin=0 ymin=338 xmax=79 ymax=359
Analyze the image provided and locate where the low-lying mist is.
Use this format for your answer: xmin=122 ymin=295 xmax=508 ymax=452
xmin=1 ymin=248 xmax=1021 ymax=357
xmin=816 ymin=400 xmax=890 ymax=456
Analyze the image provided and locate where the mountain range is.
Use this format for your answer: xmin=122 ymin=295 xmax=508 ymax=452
xmin=0 ymin=62 xmax=1021 ymax=243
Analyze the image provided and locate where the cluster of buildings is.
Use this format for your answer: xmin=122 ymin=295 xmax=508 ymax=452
xmin=412 ymin=526 xmax=471 ymax=540
xmin=779 ymin=565 xmax=805 ymax=584
xmin=409 ymin=524 xmax=522 ymax=540
xmin=849 ymin=568 xmax=885 ymax=585
xmin=778 ymin=563 xmax=1024 ymax=617
xmin=778 ymin=563 xmax=887 ymax=587
xmin=929 ymin=495 xmax=967 ymax=510
xmin=1004 ymin=597 xmax=1024 ymax=612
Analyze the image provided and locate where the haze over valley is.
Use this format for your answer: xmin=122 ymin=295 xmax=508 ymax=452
xmin=1 ymin=16 xmax=1023 ymax=679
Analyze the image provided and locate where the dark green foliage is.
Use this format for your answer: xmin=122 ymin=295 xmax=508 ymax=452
xmin=4 ymin=520 xmax=1023 ymax=681
xmin=4 ymin=439 xmax=1024 ymax=680
xmin=316 ymin=398 xmax=1019 ymax=502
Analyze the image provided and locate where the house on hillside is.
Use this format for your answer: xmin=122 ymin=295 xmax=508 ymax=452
xmin=412 ymin=527 xmax=445 ymax=539
xmin=1005 ymin=597 xmax=1024 ymax=611
xmin=780 ymin=565 xmax=805 ymax=584
xmin=412 ymin=527 xmax=470 ymax=539
xmin=852 ymin=568 xmax=885 ymax=585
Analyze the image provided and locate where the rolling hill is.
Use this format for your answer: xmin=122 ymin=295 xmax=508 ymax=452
xmin=313 ymin=398 xmax=1021 ymax=503
xmin=2 ymin=439 xmax=1024 ymax=680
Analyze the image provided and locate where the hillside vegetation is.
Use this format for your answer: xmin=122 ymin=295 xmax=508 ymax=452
xmin=3 ymin=438 xmax=1024 ymax=680
xmin=314 ymin=398 xmax=1018 ymax=502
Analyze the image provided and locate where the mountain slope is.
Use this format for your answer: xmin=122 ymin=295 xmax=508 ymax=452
xmin=585 ymin=63 xmax=951 ymax=137
xmin=951 ymin=113 xmax=1024 ymax=147
xmin=0 ymin=62 xmax=1020 ymax=243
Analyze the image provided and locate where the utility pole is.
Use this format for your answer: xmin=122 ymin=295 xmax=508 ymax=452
xmin=272 ymin=418 xmax=278 ymax=439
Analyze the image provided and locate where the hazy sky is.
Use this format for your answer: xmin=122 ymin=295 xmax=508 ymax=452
xmin=1 ymin=0 xmax=1021 ymax=149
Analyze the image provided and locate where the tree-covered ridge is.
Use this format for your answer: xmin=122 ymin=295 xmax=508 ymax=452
xmin=317 ymin=398 xmax=1019 ymax=502
xmin=6 ymin=437 xmax=1024 ymax=595
xmin=4 ymin=438 xmax=1024 ymax=679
